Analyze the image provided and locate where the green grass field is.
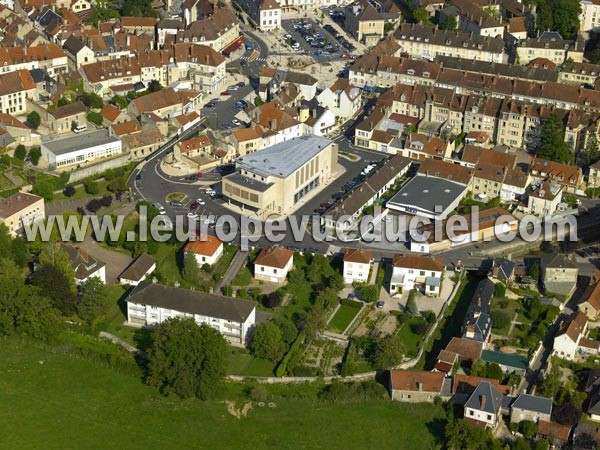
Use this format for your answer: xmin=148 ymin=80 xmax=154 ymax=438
xmin=396 ymin=317 xmax=427 ymax=357
xmin=328 ymin=302 xmax=362 ymax=333
xmin=0 ymin=337 xmax=446 ymax=450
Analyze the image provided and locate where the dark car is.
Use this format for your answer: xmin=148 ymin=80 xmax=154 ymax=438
xmin=135 ymin=173 xmax=142 ymax=181
xmin=236 ymin=81 xmax=245 ymax=87
xmin=189 ymin=202 xmax=199 ymax=211
xmin=188 ymin=175 xmax=198 ymax=181
xmin=376 ymin=301 xmax=385 ymax=309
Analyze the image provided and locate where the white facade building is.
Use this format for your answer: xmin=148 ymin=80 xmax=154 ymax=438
xmin=183 ymin=235 xmax=224 ymax=266
xmin=126 ymin=282 xmax=257 ymax=345
xmin=580 ymin=0 xmax=600 ymax=31
xmin=41 ymin=130 xmax=122 ymax=169
xmin=254 ymin=246 xmax=294 ymax=283
xmin=343 ymin=248 xmax=372 ymax=284
xmin=390 ymin=254 xmax=444 ymax=296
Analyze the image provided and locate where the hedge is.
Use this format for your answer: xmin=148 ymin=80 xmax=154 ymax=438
xmin=340 ymin=299 xmax=362 ymax=308
xmin=276 ymin=331 xmax=306 ymax=377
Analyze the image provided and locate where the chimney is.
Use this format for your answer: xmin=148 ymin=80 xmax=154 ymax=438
xmin=417 ymin=382 xmax=423 ymax=392
xmin=269 ymin=118 xmax=277 ymax=129
xmin=481 ymin=395 xmax=487 ymax=409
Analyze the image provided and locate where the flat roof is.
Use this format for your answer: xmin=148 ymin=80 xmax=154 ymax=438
xmin=387 ymin=175 xmax=467 ymax=215
xmin=224 ymin=172 xmax=274 ymax=192
xmin=42 ymin=130 xmax=121 ymax=156
xmin=236 ymin=135 xmax=332 ymax=179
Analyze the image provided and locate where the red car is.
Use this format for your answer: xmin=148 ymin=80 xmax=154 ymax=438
xmin=341 ymin=53 xmax=350 ymax=59
xmin=220 ymin=91 xmax=231 ymax=96
xmin=195 ymin=172 xmax=204 ymax=178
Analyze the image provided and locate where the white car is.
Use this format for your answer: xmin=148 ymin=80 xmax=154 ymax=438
xmin=284 ymin=34 xmax=291 ymax=39
xmin=187 ymin=212 xmax=198 ymax=220
xmin=231 ymin=119 xmax=241 ymax=126
xmin=227 ymin=85 xmax=239 ymax=91
xmin=196 ymin=199 xmax=206 ymax=205
xmin=291 ymin=43 xmax=300 ymax=50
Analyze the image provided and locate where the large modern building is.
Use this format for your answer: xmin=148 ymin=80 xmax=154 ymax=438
xmin=41 ymin=129 xmax=122 ymax=170
xmin=222 ymin=135 xmax=338 ymax=217
xmin=126 ymin=282 xmax=257 ymax=345
xmin=387 ymin=173 xmax=469 ymax=220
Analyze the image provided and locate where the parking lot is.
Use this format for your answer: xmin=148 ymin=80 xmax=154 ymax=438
xmin=281 ymin=18 xmax=354 ymax=62
xmin=201 ymin=84 xmax=254 ymax=131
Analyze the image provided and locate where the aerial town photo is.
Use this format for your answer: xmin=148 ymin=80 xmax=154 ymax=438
xmin=3 ymin=0 xmax=600 ymax=448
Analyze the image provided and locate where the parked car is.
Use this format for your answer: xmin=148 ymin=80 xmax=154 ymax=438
xmin=135 ymin=173 xmax=142 ymax=181
xmin=220 ymin=91 xmax=231 ymax=96
xmin=170 ymin=200 xmax=183 ymax=207
xmin=376 ymin=301 xmax=385 ymax=309
xmin=231 ymin=119 xmax=242 ymax=126
xmin=188 ymin=175 xmax=198 ymax=181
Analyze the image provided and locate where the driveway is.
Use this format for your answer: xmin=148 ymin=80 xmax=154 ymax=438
xmin=77 ymin=236 xmax=133 ymax=285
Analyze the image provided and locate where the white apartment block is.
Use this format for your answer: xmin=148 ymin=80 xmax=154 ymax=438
xmin=41 ymin=130 xmax=122 ymax=170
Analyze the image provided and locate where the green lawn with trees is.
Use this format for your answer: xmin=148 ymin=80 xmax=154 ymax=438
xmin=0 ymin=336 xmax=448 ymax=450
xmin=328 ymin=300 xmax=362 ymax=333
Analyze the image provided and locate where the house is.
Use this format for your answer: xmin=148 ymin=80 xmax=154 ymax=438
xmin=528 ymin=158 xmax=583 ymax=194
xmin=589 ymin=160 xmax=600 ymax=189
xmin=47 ymin=101 xmax=87 ymax=134
xmin=254 ymin=246 xmax=294 ymax=283
xmin=126 ymin=282 xmax=256 ymax=345
xmin=118 ymin=253 xmax=156 ymax=286
xmin=41 ymin=129 xmax=122 ymax=170
xmin=542 ymin=253 xmax=579 ymax=298
xmin=579 ymin=273 xmax=600 ymax=320
xmin=537 ymin=420 xmax=572 ymax=447
xmin=517 ymin=32 xmax=584 ymax=65
xmin=462 ymin=279 xmax=494 ymax=346
xmin=316 ymin=78 xmax=362 ymax=121
xmin=552 ymin=311 xmax=588 ymax=360
xmin=400 ymin=133 xmax=453 ymax=160
xmin=100 ymin=104 xmax=129 ymax=126
xmin=388 ymin=369 xmax=450 ymax=402
xmin=510 ymin=393 xmax=553 ymax=424
xmin=183 ymin=235 xmax=224 ymax=267
xmin=444 ymin=337 xmax=483 ymax=364
xmin=527 ymin=181 xmax=563 ymax=217
xmin=489 ymin=258 xmax=517 ymax=283
xmin=434 ymin=349 xmax=458 ymax=374
xmin=343 ymin=248 xmax=372 ymax=284
xmin=464 ymin=381 xmax=504 ymax=429
xmin=481 ymin=350 xmax=529 ymax=375
xmin=389 ymin=254 xmax=444 ymax=296
xmin=572 ymin=423 xmax=599 ymax=449
xmin=0 ymin=192 xmax=45 ymax=237
xmin=63 ymin=245 xmax=106 ymax=285
xmin=0 ymin=70 xmax=37 ymax=115
xmin=129 ymin=87 xmax=189 ymax=119
xmin=0 ymin=113 xmax=37 ymax=147
xmin=452 ymin=374 xmax=512 ymax=405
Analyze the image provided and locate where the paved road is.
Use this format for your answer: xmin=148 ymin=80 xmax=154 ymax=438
xmin=217 ymin=249 xmax=248 ymax=292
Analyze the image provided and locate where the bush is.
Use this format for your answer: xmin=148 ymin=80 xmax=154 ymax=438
xmin=85 ymin=182 xmax=100 ymax=195
xmin=86 ymin=198 xmax=102 ymax=213
xmin=411 ymin=321 xmax=428 ymax=335
xmin=263 ymin=291 xmax=282 ymax=308
xmin=494 ymin=283 xmax=506 ymax=298
xmin=28 ymin=147 xmax=42 ymax=166
xmin=63 ymin=185 xmax=76 ymax=197
xmin=14 ymin=145 xmax=26 ymax=160
xmin=26 ymin=111 xmax=41 ymax=129
xmin=491 ymin=310 xmax=511 ymax=330
xmin=86 ymin=111 xmax=104 ymax=126
xmin=276 ymin=332 xmax=305 ymax=377
xmin=100 ymin=195 xmax=113 ymax=208
xmin=360 ymin=284 xmax=379 ymax=302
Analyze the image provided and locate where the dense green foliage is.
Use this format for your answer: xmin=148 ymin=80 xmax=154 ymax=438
xmin=535 ymin=0 xmax=581 ymax=38
xmin=537 ymin=112 xmax=573 ymax=163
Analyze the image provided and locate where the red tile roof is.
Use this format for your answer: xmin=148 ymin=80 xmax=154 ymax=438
xmin=184 ymin=235 xmax=222 ymax=257
xmin=255 ymin=246 xmax=294 ymax=269
xmin=390 ymin=370 xmax=445 ymax=393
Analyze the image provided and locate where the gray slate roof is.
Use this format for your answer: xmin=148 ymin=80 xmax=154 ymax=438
xmin=236 ymin=135 xmax=332 ymax=179
xmin=128 ymin=281 xmax=257 ymax=323
xmin=511 ymin=393 xmax=552 ymax=415
xmin=42 ymin=130 xmax=121 ymax=156
xmin=465 ymin=381 xmax=503 ymax=414
xmin=119 ymin=253 xmax=156 ymax=283
xmin=62 ymin=244 xmax=106 ymax=280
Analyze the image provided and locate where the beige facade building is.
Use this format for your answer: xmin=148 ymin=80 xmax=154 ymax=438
xmin=222 ymin=135 xmax=338 ymax=218
xmin=0 ymin=192 xmax=45 ymax=236
xmin=580 ymin=0 xmax=600 ymax=32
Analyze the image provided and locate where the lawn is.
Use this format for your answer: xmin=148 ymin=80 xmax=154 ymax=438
xmin=396 ymin=317 xmax=428 ymax=357
xmin=328 ymin=301 xmax=362 ymax=333
xmin=0 ymin=337 xmax=446 ymax=450
xmin=226 ymin=347 xmax=276 ymax=376
xmin=233 ymin=267 xmax=253 ymax=286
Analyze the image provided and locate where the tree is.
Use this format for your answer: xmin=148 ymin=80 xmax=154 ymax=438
xmin=147 ymin=318 xmax=227 ymax=400
xmin=470 ymin=358 xmax=486 ymax=377
xmin=28 ymin=147 xmax=41 ymax=166
xmin=529 ymin=261 xmax=540 ymax=281
xmin=534 ymin=439 xmax=549 ymax=450
xmin=439 ymin=15 xmax=458 ymax=31
xmin=579 ymin=134 xmax=600 ymax=167
xmin=521 ymin=420 xmax=537 ymax=439
xmin=100 ymin=195 xmax=113 ymax=208
xmin=86 ymin=111 xmax=104 ymax=126
xmin=273 ymin=316 xmax=297 ymax=344
xmin=263 ymin=290 xmax=282 ymax=308
xmin=494 ymin=282 xmax=506 ymax=298
xmin=77 ymin=276 xmax=110 ymax=324
xmin=360 ymin=284 xmax=379 ymax=302
xmin=327 ymin=272 xmax=344 ymax=292
xmin=63 ymin=185 xmax=76 ymax=197
xmin=486 ymin=363 xmax=503 ymax=383
xmin=32 ymin=179 xmax=55 ymax=200
xmin=406 ymin=293 xmax=418 ymax=317
xmin=250 ymin=321 xmax=285 ymax=363
xmin=372 ymin=334 xmax=404 ymax=368
xmin=413 ymin=8 xmax=430 ymax=23
xmin=445 ymin=418 xmax=497 ymax=450
xmin=14 ymin=144 xmax=27 ymax=160
xmin=86 ymin=198 xmax=102 ymax=213
xmin=79 ymin=92 xmax=104 ymax=109
xmin=590 ymin=48 xmax=600 ymax=65
xmin=535 ymin=0 xmax=581 ymax=39
xmin=491 ymin=310 xmax=511 ymax=330
xmin=537 ymin=112 xmax=573 ymax=163
xmin=26 ymin=111 xmax=41 ymax=129
xmin=148 ymin=80 xmax=163 ymax=92
xmin=512 ymin=437 xmax=531 ymax=450
xmin=30 ymin=263 xmax=78 ymax=316
xmin=537 ymin=359 xmax=562 ymax=397
xmin=182 ymin=252 xmax=202 ymax=287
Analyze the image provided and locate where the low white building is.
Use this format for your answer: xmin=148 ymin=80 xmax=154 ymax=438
xmin=552 ymin=312 xmax=588 ymax=360
xmin=390 ymin=254 xmax=444 ymax=296
xmin=41 ymin=129 xmax=122 ymax=170
xmin=317 ymin=78 xmax=362 ymax=122
xmin=183 ymin=235 xmax=224 ymax=267
xmin=126 ymin=282 xmax=257 ymax=345
xmin=343 ymin=248 xmax=372 ymax=284
xmin=63 ymin=245 xmax=106 ymax=285
xmin=118 ymin=253 xmax=156 ymax=286
xmin=254 ymin=246 xmax=294 ymax=283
